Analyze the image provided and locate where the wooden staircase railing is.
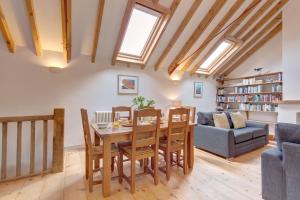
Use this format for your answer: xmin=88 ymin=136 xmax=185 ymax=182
xmin=0 ymin=108 xmax=64 ymax=182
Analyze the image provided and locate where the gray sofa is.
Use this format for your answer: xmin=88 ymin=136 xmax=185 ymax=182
xmin=194 ymin=112 xmax=269 ymax=158
xmin=262 ymin=123 xmax=300 ymax=200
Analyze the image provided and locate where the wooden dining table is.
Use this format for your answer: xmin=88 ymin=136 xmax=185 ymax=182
xmin=91 ymin=122 xmax=195 ymax=197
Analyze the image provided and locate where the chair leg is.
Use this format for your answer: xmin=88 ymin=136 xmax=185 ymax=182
xmin=166 ymin=150 xmax=171 ymax=181
xmin=85 ymin=150 xmax=89 ymax=180
xmin=177 ymin=150 xmax=181 ymax=165
xmin=111 ymin=157 xmax=115 ymax=172
xmin=151 ymin=157 xmax=154 ymax=170
xmin=139 ymin=159 xmax=144 ymax=168
xmin=153 ymin=155 xmax=159 ymax=185
xmin=144 ymin=158 xmax=148 ymax=173
xmin=130 ymin=159 xmax=136 ymax=193
xmin=183 ymin=144 xmax=188 ymax=175
xmin=88 ymin=158 xmax=93 ymax=192
xmin=118 ymin=152 xmax=123 ymax=184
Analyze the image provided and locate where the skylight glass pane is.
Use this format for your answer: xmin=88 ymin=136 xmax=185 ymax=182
xmin=200 ymin=41 xmax=232 ymax=69
xmin=119 ymin=6 xmax=160 ymax=56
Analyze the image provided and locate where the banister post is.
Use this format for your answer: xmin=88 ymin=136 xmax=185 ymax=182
xmin=52 ymin=108 xmax=65 ymax=173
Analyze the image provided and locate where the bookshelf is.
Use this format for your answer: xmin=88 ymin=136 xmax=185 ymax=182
xmin=217 ymin=72 xmax=283 ymax=113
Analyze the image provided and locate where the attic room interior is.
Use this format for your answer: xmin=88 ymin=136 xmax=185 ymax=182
xmin=1 ymin=0 xmax=300 ymax=199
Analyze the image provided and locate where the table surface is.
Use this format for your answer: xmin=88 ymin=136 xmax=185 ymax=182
xmin=91 ymin=122 xmax=196 ymax=136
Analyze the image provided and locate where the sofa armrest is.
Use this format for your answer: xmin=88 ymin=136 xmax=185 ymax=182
xmin=194 ymin=125 xmax=235 ymax=158
xmin=282 ymin=142 xmax=300 ymax=200
xmin=246 ymin=120 xmax=268 ymax=129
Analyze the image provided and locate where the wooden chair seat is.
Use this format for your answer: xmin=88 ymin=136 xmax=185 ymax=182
xmin=93 ymin=144 xmax=119 ymax=157
xmin=159 ymin=139 xmax=183 ymax=150
xmin=121 ymin=146 xmax=154 ymax=160
xmin=118 ymin=141 xmax=132 ymax=148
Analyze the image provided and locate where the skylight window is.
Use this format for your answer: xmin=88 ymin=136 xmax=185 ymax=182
xmin=200 ymin=41 xmax=232 ymax=69
xmin=119 ymin=6 xmax=161 ymax=57
xmin=196 ymin=38 xmax=241 ymax=74
xmin=113 ymin=2 xmax=169 ymax=66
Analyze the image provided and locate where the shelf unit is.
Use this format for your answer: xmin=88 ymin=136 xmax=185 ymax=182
xmin=217 ymin=72 xmax=283 ymax=113
xmin=217 ymin=72 xmax=283 ymax=139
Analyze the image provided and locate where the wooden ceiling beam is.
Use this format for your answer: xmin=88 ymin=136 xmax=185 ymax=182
xmin=25 ymin=0 xmax=42 ymax=56
xmin=61 ymin=0 xmax=71 ymax=63
xmin=0 ymin=5 xmax=15 ymax=53
xmin=189 ymin=0 xmax=261 ymax=75
xmin=154 ymin=0 xmax=202 ymax=71
xmin=112 ymin=0 xmax=136 ymax=65
xmin=234 ymin=0 xmax=274 ymax=38
xmin=152 ymin=0 xmax=159 ymax=4
xmin=241 ymin=0 xmax=288 ymax=42
xmin=180 ymin=0 xmax=245 ymax=73
xmin=222 ymin=23 xmax=282 ymax=77
xmin=212 ymin=13 xmax=282 ymax=77
xmin=91 ymin=0 xmax=105 ymax=63
xmin=168 ymin=0 xmax=227 ymax=75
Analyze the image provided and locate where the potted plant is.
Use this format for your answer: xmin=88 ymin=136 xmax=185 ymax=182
xmin=132 ymin=96 xmax=156 ymax=110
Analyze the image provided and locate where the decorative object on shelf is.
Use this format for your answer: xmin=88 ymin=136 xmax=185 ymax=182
xmin=132 ymin=96 xmax=155 ymax=110
xmin=194 ymin=82 xmax=203 ymax=98
xmin=118 ymin=75 xmax=139 ymax=95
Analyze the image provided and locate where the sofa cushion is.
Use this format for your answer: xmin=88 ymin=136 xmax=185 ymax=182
xmin=276 ymin=123 xmax=300 ymax=151
xmin=197 ymin=112 xmax=214 ymax=126
xmin=230 ymin=112 xmax=246 ymax=129
xmin=251 ymin=127 xmax=266 ymax=138
xmin=213 ymin=113 xmax=230 ymax=129
xmin=233 ymin=128 xmax=253 ymax=143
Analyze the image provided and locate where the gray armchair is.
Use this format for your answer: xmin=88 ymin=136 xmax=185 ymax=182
xmin=262 ymin=123 xmax=300 ymax=200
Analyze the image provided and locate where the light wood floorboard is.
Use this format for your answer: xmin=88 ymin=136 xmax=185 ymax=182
xmin=0 ymin=145 xmax=274 ymax=200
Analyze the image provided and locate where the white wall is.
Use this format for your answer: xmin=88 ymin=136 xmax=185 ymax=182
xmin=0 ymin=47 xmax=216 ymax=148
xmin=277 ymin=0 xmax=300 ymax=123
xmin=282 ymin=0 xmax=300 ymax=100
xmin=228 ymin=32 xmax=282 ymax=78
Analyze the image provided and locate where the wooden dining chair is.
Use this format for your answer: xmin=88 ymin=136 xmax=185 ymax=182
xmin=80 ymin=108 xmax=121 ymax=192
xmin=118 ymin=108 xmax=161 ymax=193
xmin=185 ymin=106 xmax=196 ymax=123
xmin=159 ymin=107 xmax=190 ymax=181
xmin=112 ymin=106 xmax=132 ymax=122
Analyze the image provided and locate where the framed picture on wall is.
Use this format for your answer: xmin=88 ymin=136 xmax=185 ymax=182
xmin=118 ymin=75 xmax=139 ymax=95
xmin=194 ymin=82 xmax=203 ymax=98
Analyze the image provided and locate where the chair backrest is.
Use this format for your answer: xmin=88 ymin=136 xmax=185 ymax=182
xmin=112 ymin=106 xmax=132 ymax=122
xmin=80 ymin=108 xmax=93 ymax=153
xmin=185 ymin=106 xmax=196 ymax=123
xmin=131 ymin=108 xmax=161 ymax=151
xmin=168 ymin=107 xmax=190 ymax=142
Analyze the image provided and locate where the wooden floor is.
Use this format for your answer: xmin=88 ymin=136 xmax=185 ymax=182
xmin=0 ymin=145 xmax=273 ymax=200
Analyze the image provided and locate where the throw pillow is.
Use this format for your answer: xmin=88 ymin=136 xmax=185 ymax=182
xmin=197 ymin=112 xmax=215 ymax=126
xmin=230 ymin=112 xmax=246 ymax=129
xmin=213 ymin=113 xmax=230 ymax=129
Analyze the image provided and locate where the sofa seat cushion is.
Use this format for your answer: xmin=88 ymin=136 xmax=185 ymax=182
xmin=233 ymin=128 xmax=254 ymax=143
xmin=251 ymin=127 xmax=266 ymax=138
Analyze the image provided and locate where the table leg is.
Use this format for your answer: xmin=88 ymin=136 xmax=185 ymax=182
xmin=94 ymin=131 xmax=100 ymax=169
xmin=188 ymin=126 xmax=194 ymax=169
xmin=102 ymin=137 xmax=111 ymax=197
